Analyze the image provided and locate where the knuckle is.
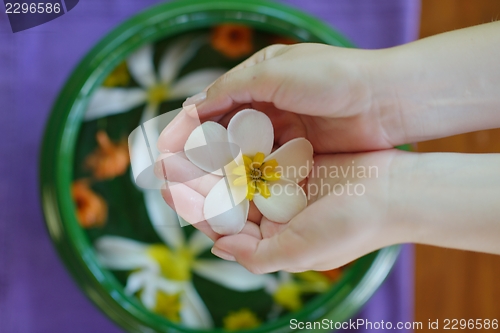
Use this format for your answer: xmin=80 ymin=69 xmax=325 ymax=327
xmin=262 ymin=44 xmax=286 ymax=59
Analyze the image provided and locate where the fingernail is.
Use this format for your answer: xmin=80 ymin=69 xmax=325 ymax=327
xmin=211 ymin=247 xmax=236 ymax=261
xmin=183 ymin=91 xmax=206 ymax=107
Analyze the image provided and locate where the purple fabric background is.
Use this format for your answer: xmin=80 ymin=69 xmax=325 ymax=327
xmin=0 ymin=0 xmax=420 ymax=332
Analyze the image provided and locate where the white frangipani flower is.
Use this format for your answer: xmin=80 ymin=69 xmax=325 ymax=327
xmin=264 ymin=271 xmax=330 ymax=313
xmin=95 ymin=190 xmax=271 ymax=329
xmin=84 ymin=36 xmax=224 ymax=123
xmin=183 ymin=109 xmax=313 ymax=235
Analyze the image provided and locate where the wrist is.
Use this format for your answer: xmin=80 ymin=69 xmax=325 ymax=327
xmin=370 ymin=23 xmax=500 ymax=145
xmin=365 ymin=46 xmax=426 ymax=147
xmin=384 ymin=150 xmax=422 ymax=244
xmin=388 ymin=152 xmax=500 ymax=254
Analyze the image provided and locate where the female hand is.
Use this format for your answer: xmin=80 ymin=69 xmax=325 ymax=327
xmin=156 ymin=22 xmax=500 ymax=272
xmin=159 ymin=43 xmax=399 ymax=155
xmin=210 ymin=149 xmax=412 ymax=273
xmin=159 ymin=21 xmax=500 ymax=156
xmin=159 ymin=146 xmax=412 ymax=273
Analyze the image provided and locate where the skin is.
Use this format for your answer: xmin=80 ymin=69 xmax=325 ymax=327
xmin=158 ymin=21 xmax=500 ymax=274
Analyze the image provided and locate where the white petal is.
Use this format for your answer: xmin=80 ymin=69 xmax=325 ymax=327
xmin=253 ymin=179 xmax=307 ymax=223
xmin=125 ymin=270 xmax=149 ymax=295
xmin=159 ymin=35 xmax=209 ymax=84
xmin=143 ymin=189 xmax=185 ymax=250
xmin=97 ymin=253 xmax=155 ymax=271
xmin=187 ymin=230 xmax=214 ymax=256
xmin=84 ymin=88 xmax=146 ymax=121
xmin=263 ymin=275 xmax=280 ymax=294
xmin=95 ymin=236 xmax=156 ymax=271
xmin=127 ymin=44 xmax=157 ymax=88
xmin=155 ymin=277 xmax=184 ymax=294
xmin=169 ymin=68 xmax=225 ymax=98
xmin=203 ymin=178 xmax=249 ymax=235
xmin=180 ymin=282 xmax=214 ymax=329
xmin=193 ymin=259 xmax=272 ymax=291
xmin=140 ymin=102 xmax=159 ymax=124
xmin=140 ymin=275 xmax=158 ymax=309
xmin=279 ymin=270 xmax=292 ymax=283
xmin=265 ymin=138 xmax=314 ymax=183
xmin=95 ymin=236 xmax=148 ymax=254
xmin=128 ymin=103 xmax=160 ymax=191
xmin=184 ymin=121 xmax=235 ymax=175
xmin=227 ymin=109 xmax=274 ymax=157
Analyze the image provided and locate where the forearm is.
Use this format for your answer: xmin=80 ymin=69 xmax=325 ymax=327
xmin=391 ymin=152 xmax=500 ymax=254
xmin=373 ymin=21 xmax=500 ymax=145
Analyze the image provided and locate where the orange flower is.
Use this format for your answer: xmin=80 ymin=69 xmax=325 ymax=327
xmin=72 ymin=180 xmax=108 ymax=228
xmin=85 ymin=130 xmax=129 ymax=180
xmin=211 ymin=24 xmax=253 ymax=59
xmin=318 ymin=268 xmax=342 ymax=282
xmin=270 ymin=36 xmax=298 ymax=45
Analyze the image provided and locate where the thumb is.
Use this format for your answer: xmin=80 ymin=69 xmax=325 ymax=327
xmin=212 ymin=226 xmax=308 ymax=274
xmin=187 ymin=44 xmax=288 ymax=119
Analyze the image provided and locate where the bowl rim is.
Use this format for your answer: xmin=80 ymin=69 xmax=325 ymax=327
xmin=39 ymin=0 xmax=400 ymax=332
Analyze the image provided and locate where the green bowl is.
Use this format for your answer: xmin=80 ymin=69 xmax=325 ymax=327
xmin=39 ymin=0 xmax=401 ymax=332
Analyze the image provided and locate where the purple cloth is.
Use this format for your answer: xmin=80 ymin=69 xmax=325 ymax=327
xmin=0 ymin=1 xmax=419 ymax=332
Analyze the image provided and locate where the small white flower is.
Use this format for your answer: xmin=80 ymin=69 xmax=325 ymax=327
xmin=183 ymin=109 xmax=313 ymax=235
xmin=84 ymin=35 xmax=224 ymax=123
xmin=95 ymin=190 xmax=271 ymax=329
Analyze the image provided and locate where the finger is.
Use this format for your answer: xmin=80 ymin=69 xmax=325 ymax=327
xmin=200 ymin=44 xmax=288 ymax=94
xmin=160 ymin=176 xmax=262 ymax=239
xmin=161 ymin=184 xmax=220 ymax=241
xmin=212 ymin=226 xmax=308 ymax=274
xmin=259 ymin=217 xmax=288 ymax=239
xmin=247 ymin=201 xmax=263 ymax=224
xmin=238 ymin=221 xmax=262 ymax=240
xmin=155 ymin=152 xmax=221 ymax=197
xmin=187 ymin=45 xmax=288 ymax=119
xmin=157 ymin=106 xmax=202 ymax=153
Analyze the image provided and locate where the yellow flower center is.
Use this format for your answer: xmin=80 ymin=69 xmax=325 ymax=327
xmin=103 ymin=62 xmax=131 ymax=87
xmin=154 ymin=291 xmax=182 ymax=322
xmin=147 ymin=244 xmax=194 ymax=281
xmin=223 ymin=308 xmax=261 ymax=330
xmin=273 ymin=272 xmax=332 ymax=312
xmin=273 ymin=282 xmax=303 ymax=311
xmin=294 ymin=271 xmax=330 ymax=289
xmin=232 ymin=152 xmax=281 ymax=201
xmin=147 ymin=84 xmax=169 ymax=105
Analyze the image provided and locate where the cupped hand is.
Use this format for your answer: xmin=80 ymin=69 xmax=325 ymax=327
xmin=210 ymin=149 xmax=415 ymax=273
xmin=159 ymin=145 xmax=414 ymax=273
xmin=155 ymin=43 xmax=411 ymax=273
xmin=157 ymin=43 xmax=401 ymax=155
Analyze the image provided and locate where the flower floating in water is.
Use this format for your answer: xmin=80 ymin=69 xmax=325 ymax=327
xmin=95 ymin=191 xmax=271 ymax=328
xmin=183 ymin=109 xmax=313 ymax=235
xmin=211 ymin=24 xmax=253 ymax=59
xmin=85 ymin=130 xmax=129 ymax=180
xmin=269 ymin=35 xmax=298 ymax=45
xmin=266 ymin=271 xmax=331 ymax=312
xmin=71 ymin=180 xmax=107 ymax=228
xmin=223 ymin=308 xmax=261 ymax=330
xmin=85 ymin=36 xmax=224 ymax=123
